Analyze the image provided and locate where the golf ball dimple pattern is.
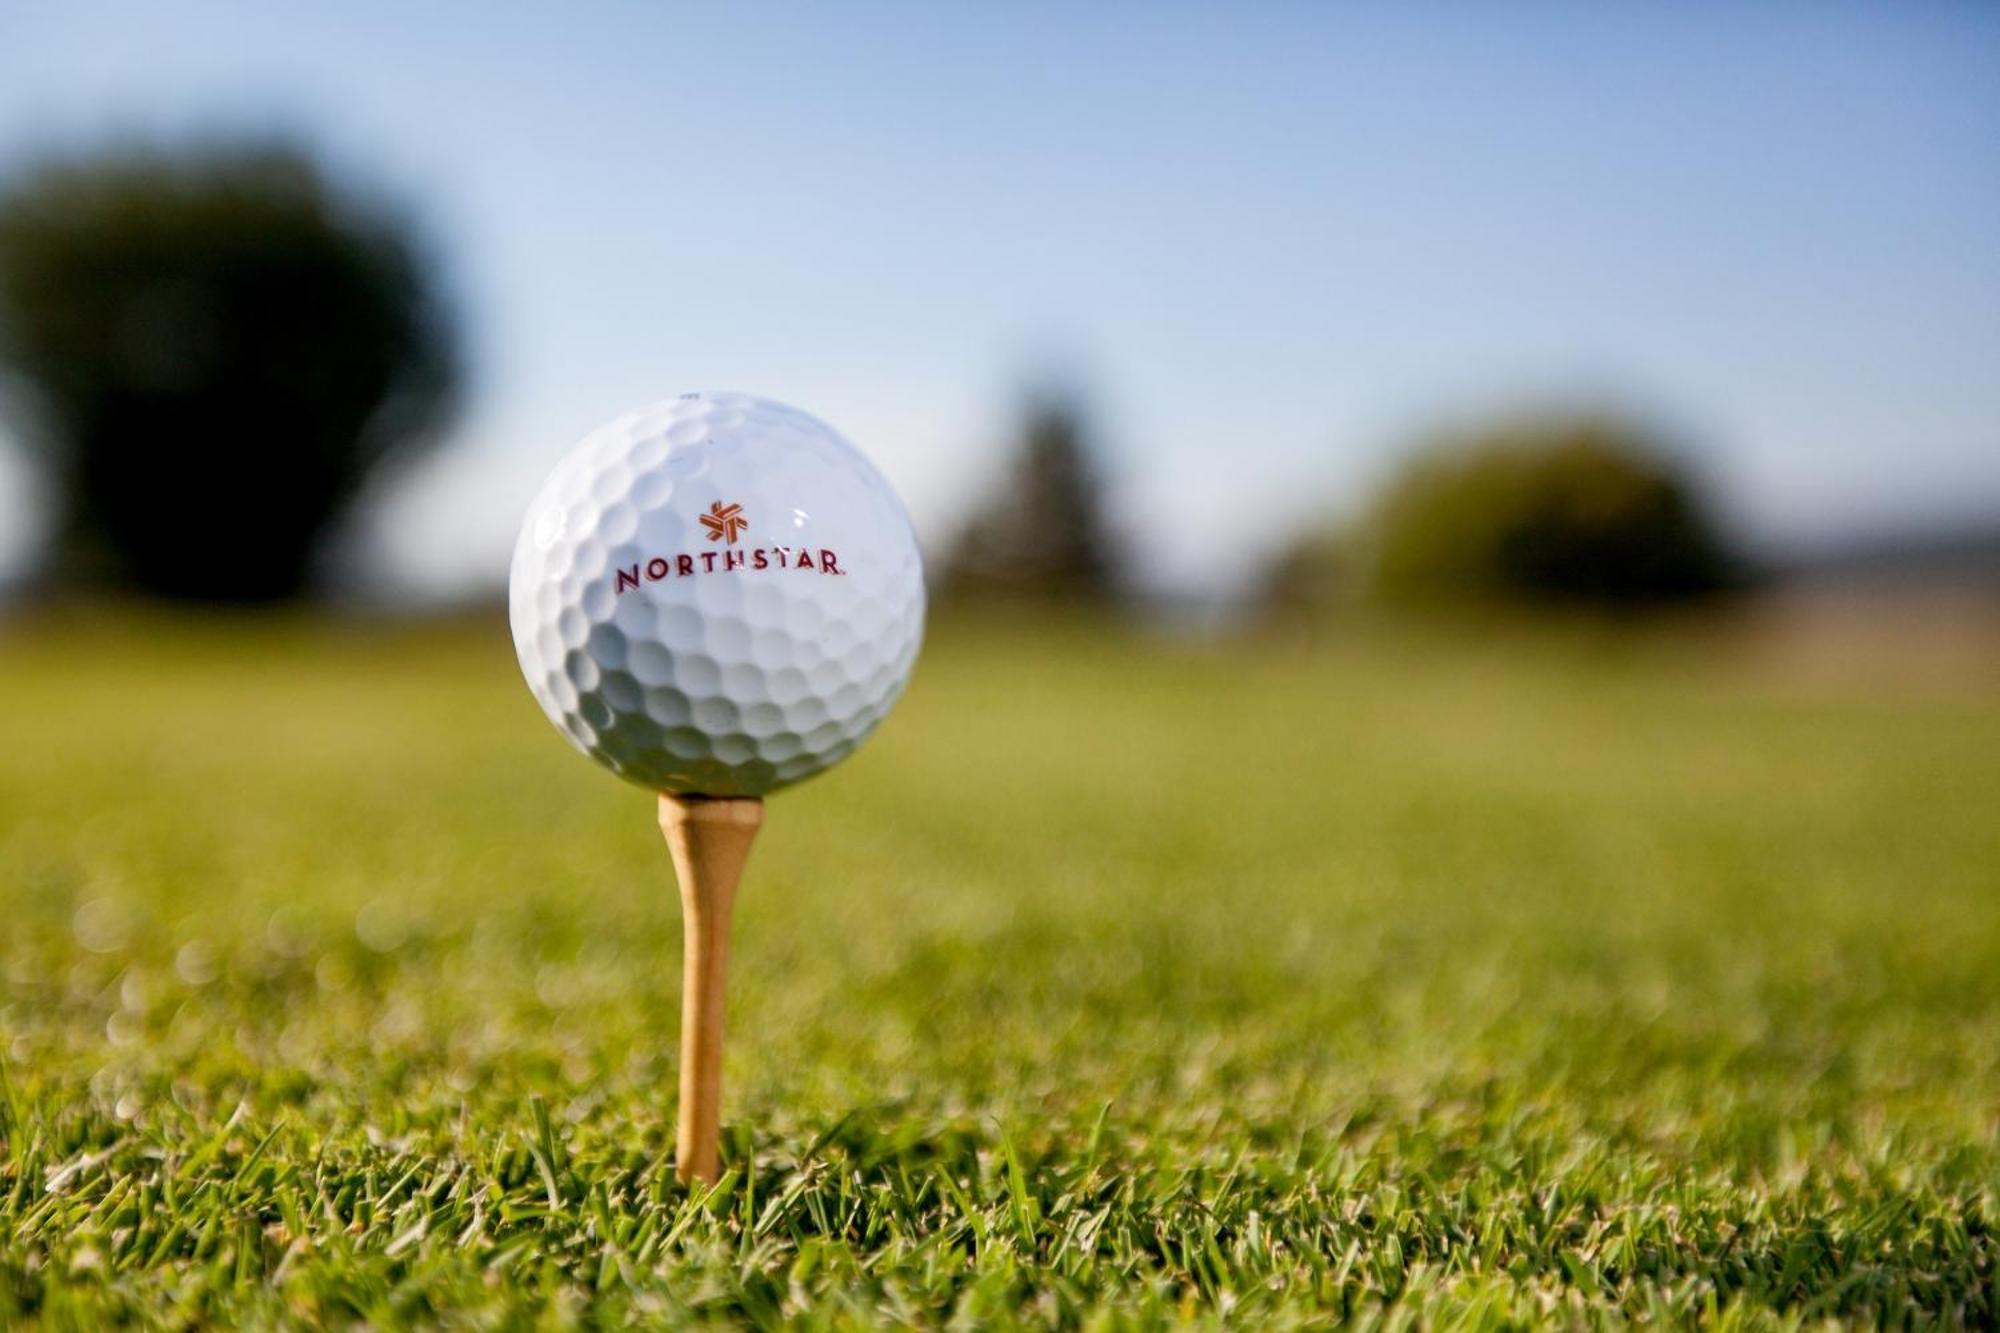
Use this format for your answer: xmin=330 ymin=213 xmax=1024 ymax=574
xmin=510 ymin=393 xmax=925 ymax=796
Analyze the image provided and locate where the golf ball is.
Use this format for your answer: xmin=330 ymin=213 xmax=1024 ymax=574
xmin=509 ymin=392 xmax=925 ymax=796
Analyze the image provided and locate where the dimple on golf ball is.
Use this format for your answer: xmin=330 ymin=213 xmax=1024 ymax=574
xmin=509 ymin=392 xmax=925 ymax=796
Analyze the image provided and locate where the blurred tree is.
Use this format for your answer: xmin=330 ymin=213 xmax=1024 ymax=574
xmin=1269 ymin=414 xmax=1740 ymax=615
xmin=1260 ymin=526 xmax=1356 ymax=620
xmin=941 ymin=393 xmax=1118 ymax=603
xmin=0 ymin=142 xmax=460 ymax=601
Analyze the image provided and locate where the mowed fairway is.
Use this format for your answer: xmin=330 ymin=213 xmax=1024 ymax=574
xmin=1 ymin=612 xmax=1995 ymax=1328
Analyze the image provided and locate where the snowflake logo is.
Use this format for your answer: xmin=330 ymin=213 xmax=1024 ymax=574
xmin=699 ymin=501 xmax=748 ymax=544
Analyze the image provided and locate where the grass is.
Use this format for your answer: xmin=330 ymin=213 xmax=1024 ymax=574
xmin=0 ymin=608 xmax=1995 ymax=1328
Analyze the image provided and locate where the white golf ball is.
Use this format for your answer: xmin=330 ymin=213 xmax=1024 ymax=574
xmin=509 ymin=392 xmax=925 ymax=796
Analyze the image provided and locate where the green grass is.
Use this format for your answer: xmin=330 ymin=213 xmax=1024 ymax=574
xmin=0 ymin=610 xmax=1995 ymax=1328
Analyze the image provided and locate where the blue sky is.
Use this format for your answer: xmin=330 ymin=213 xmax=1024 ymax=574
xmin=3 ymin=2 xmax=1996 ymax=595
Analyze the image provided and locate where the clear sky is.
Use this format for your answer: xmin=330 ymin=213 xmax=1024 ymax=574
xmin=3 ymin=2 xmax=1996 ymax=596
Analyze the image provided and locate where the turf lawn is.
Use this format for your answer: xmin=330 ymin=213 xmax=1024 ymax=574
xmin=0 ymin=611 xmax=1995 ymax=1328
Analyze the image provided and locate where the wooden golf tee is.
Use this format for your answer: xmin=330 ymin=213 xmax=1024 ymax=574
xmin=658 ymin=793 xmax=765 ymax=1186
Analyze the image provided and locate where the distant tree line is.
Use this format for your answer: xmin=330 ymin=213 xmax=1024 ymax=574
xmin=0 ymin=140 xmax=1737 ymax=615
xmin=941 ymin=403 xmax=1739 ymax=617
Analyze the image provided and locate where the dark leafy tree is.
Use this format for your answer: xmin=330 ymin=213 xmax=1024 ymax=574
xmin=0 ymin=142 xmax=460 ymax=601
xmin=942 ymin=393 xmax=1117 ymax=603
xmin=1367 ymin=414 xmax=1740 ymax=607
xmin=1268 ymin=414 xmax=1740 ymax=616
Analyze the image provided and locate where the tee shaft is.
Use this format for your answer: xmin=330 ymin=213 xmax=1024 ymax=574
xmin=657 ymin=794 xmax=764 ymax=1186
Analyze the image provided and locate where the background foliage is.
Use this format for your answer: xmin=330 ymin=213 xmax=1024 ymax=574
xmin=1272 ymin=417 xmax=1741 ymax=617
xmin=0 ymin=144 xmax=458 ymax=601
xmin=940 ymin=395 xmax=1119 ymax=606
